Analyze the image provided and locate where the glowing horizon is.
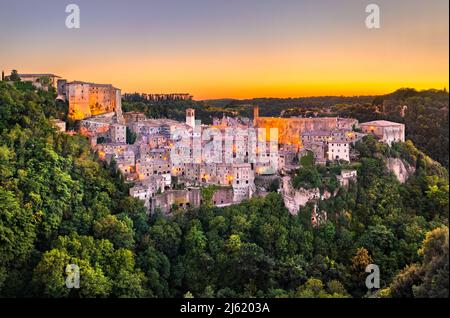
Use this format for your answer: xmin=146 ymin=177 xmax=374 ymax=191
xmin=1 ymin=0 xmax=448 ymax=100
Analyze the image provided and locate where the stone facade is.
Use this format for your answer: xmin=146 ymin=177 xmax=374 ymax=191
xmin=50 ymin=119 xmax=66 ymax=132
xmin=336 ymin=169 xmax=357 ymax=188
xmin=110 ymin=123 xmax=126 ymax=143
xmin=328 ymin=139 xmax=351 ymax=162
xmin=151 ymin=188 xmax=201 ymax=213
xmin=18 ymin=73 xmax=61 ymax=89
xmin=359 ymin=120 xmax=405 ymax=145
xmin=66 ymin=81 xmax=123 ymax=121
xmin=254 ymin=112 xmax=356 ymax=148
xmin=212 ymin=187 xmax=234 ymax=207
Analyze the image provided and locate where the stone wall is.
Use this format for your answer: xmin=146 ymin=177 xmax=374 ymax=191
xmin=151 ymin=188 xmax=201 ymax=213
xmin=254 ymin=117 xmax=340 ymax=147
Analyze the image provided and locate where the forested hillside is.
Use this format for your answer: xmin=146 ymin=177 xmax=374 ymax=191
xmin=333 ymin=89 xmax=449 ymax=168
xmin=0 ymin=82 xmax=448 ymax=297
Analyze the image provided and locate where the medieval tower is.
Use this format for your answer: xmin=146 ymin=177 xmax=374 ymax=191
xmin=186 ymin=108 xmax=195 ymax=128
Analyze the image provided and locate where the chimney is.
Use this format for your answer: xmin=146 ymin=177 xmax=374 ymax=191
xmin=1 ymin=71 xmax=4 ymax=81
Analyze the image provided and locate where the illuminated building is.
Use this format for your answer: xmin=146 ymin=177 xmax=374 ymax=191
xmin=359 ymin=120 xmax=405 ymax=145
xmin=253 ymin=106 xmax=357 ymax=148
xmin=66 ymin=81 xmax=123 ymax=121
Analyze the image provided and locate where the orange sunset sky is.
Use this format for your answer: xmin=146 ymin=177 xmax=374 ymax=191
xmin=0 ymin=0 xmax=448 ymax=100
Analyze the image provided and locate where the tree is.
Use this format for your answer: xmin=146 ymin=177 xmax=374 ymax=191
xmin=292 ymin=167 xmax=322 ymax=189
xmin=413 ymin=227 xmax=449 ymax=297
xmin=350 ymin=247 xmax=373 ymax=296
xmin=126 ymin=127 xmax=137 ymax=144
xmin=295 ymin=278 xmax=328 ymax=298
xmin=93 ymin=215 xmax=135 ymax=249
xmin=389 ymin=264 xmax=422 ymax=298
xmin=38 ymin=76 xmax=53 ymax=89
xmin=32 ymin=249 xmax=71 ymax=297
xmin=389 ymin=227 xmax=449 ymax=298
xmin=0 ymin=187 xmax=36 ymax=291
xmin=9 ymin=70 xmax=20 ymax=82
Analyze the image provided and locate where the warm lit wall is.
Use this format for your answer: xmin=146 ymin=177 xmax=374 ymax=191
xmin=68 ymin=83 xmax=121 ymax=120
xmin=68 ymin=83 xmax=90 ymax=120
xmin=254 ymin=117 xmax=339 ymax=147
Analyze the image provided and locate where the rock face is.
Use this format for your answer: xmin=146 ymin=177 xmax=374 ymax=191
xmin=280 ymin=176 xmax=321 ymax=215
xmin=385 ymin=157 xmax=416 ymax=183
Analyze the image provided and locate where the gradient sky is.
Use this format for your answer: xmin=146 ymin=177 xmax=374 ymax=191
xmin=0 ymin=0 xmax=448 ymax=99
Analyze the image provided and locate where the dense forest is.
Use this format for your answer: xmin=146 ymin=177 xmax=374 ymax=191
xmin=1 ymin=82 xmax=448 ymax=297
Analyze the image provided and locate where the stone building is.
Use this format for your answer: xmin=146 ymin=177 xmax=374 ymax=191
xmin=301 ymin=130 xmax=332 ymax=144
xmin=110 ymin=123 xmax=126 ymax=143
xmin=359 ymin=120 xmax=405 ymax=145
xmin=123 ymin=93 xmax=192 ymax=102
xmin=186 ymin=108 xmax=195 ymax=128
xmin=151 ymin=188 xmax=201 ymax=214
xmin=212 ymin=187 xmax=234 ymax=206
xmin=231 ymin=163 xmax=255 ymax=202
xmin=18 ymin=73 xmax=61 ymax=89
xmin=123 ymin=112 xmax=147 ymax=125
xmin=303 ymin=141 xmax=327 ymax=165
xmin=327 ymin=139 xmax=351 ymax=162
xmin=278 ymin=150 xmax=298 ymax=170
xmin=66 ymin=81 xmax=123 ymax=121
xmin=254 ymin=106 xmax=357 ymax=147
xmin=136 ymin=159 xmax=171 ymax=181
xmin=50 ymin=119 xmax=66 ymax=132
xmin=336 ymin=169 xmax=357 ymax=188
xmin=129 ymin=176 xmax=166 ymax=211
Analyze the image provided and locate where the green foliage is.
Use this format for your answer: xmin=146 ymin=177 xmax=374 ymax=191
xmin=300 ymin=151 xmax=314 ymax=168
xmin=9 ymin=70 xmax=20 ymax=82
xmin=0 ymin=83 xmax=147 ymax=297
xmin=295 ymin=278 xmax=349 ymax=298
xmin=389 ymin=227 xmax=449 ymax=298
xmin=268 ymin=178 xmax=280 ymax=192
xmin=292 ymin=167 xmax=322 ymax=189
xmin=336 ymin=88 xmax=449 ymax=168
xmin=201 ymin=185 xmax=219 ymax=208
xmin=126 ymin=127 xmax=137 ymax=145
xmin=0 ymin=82 xmax=448 ymax=298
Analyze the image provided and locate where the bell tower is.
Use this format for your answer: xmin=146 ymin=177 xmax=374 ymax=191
xmin=186 ymin=108 xmax=195 ymax=128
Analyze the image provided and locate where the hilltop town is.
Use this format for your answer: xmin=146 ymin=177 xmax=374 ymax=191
xmin=16 ymin=73 xmax=406 ymax=219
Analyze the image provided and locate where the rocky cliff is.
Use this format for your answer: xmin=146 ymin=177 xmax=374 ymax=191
xmin=280 ymin=176 xmax=333 ymax=215
xmin=385 ymin=157 xmax=416 ymax=183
